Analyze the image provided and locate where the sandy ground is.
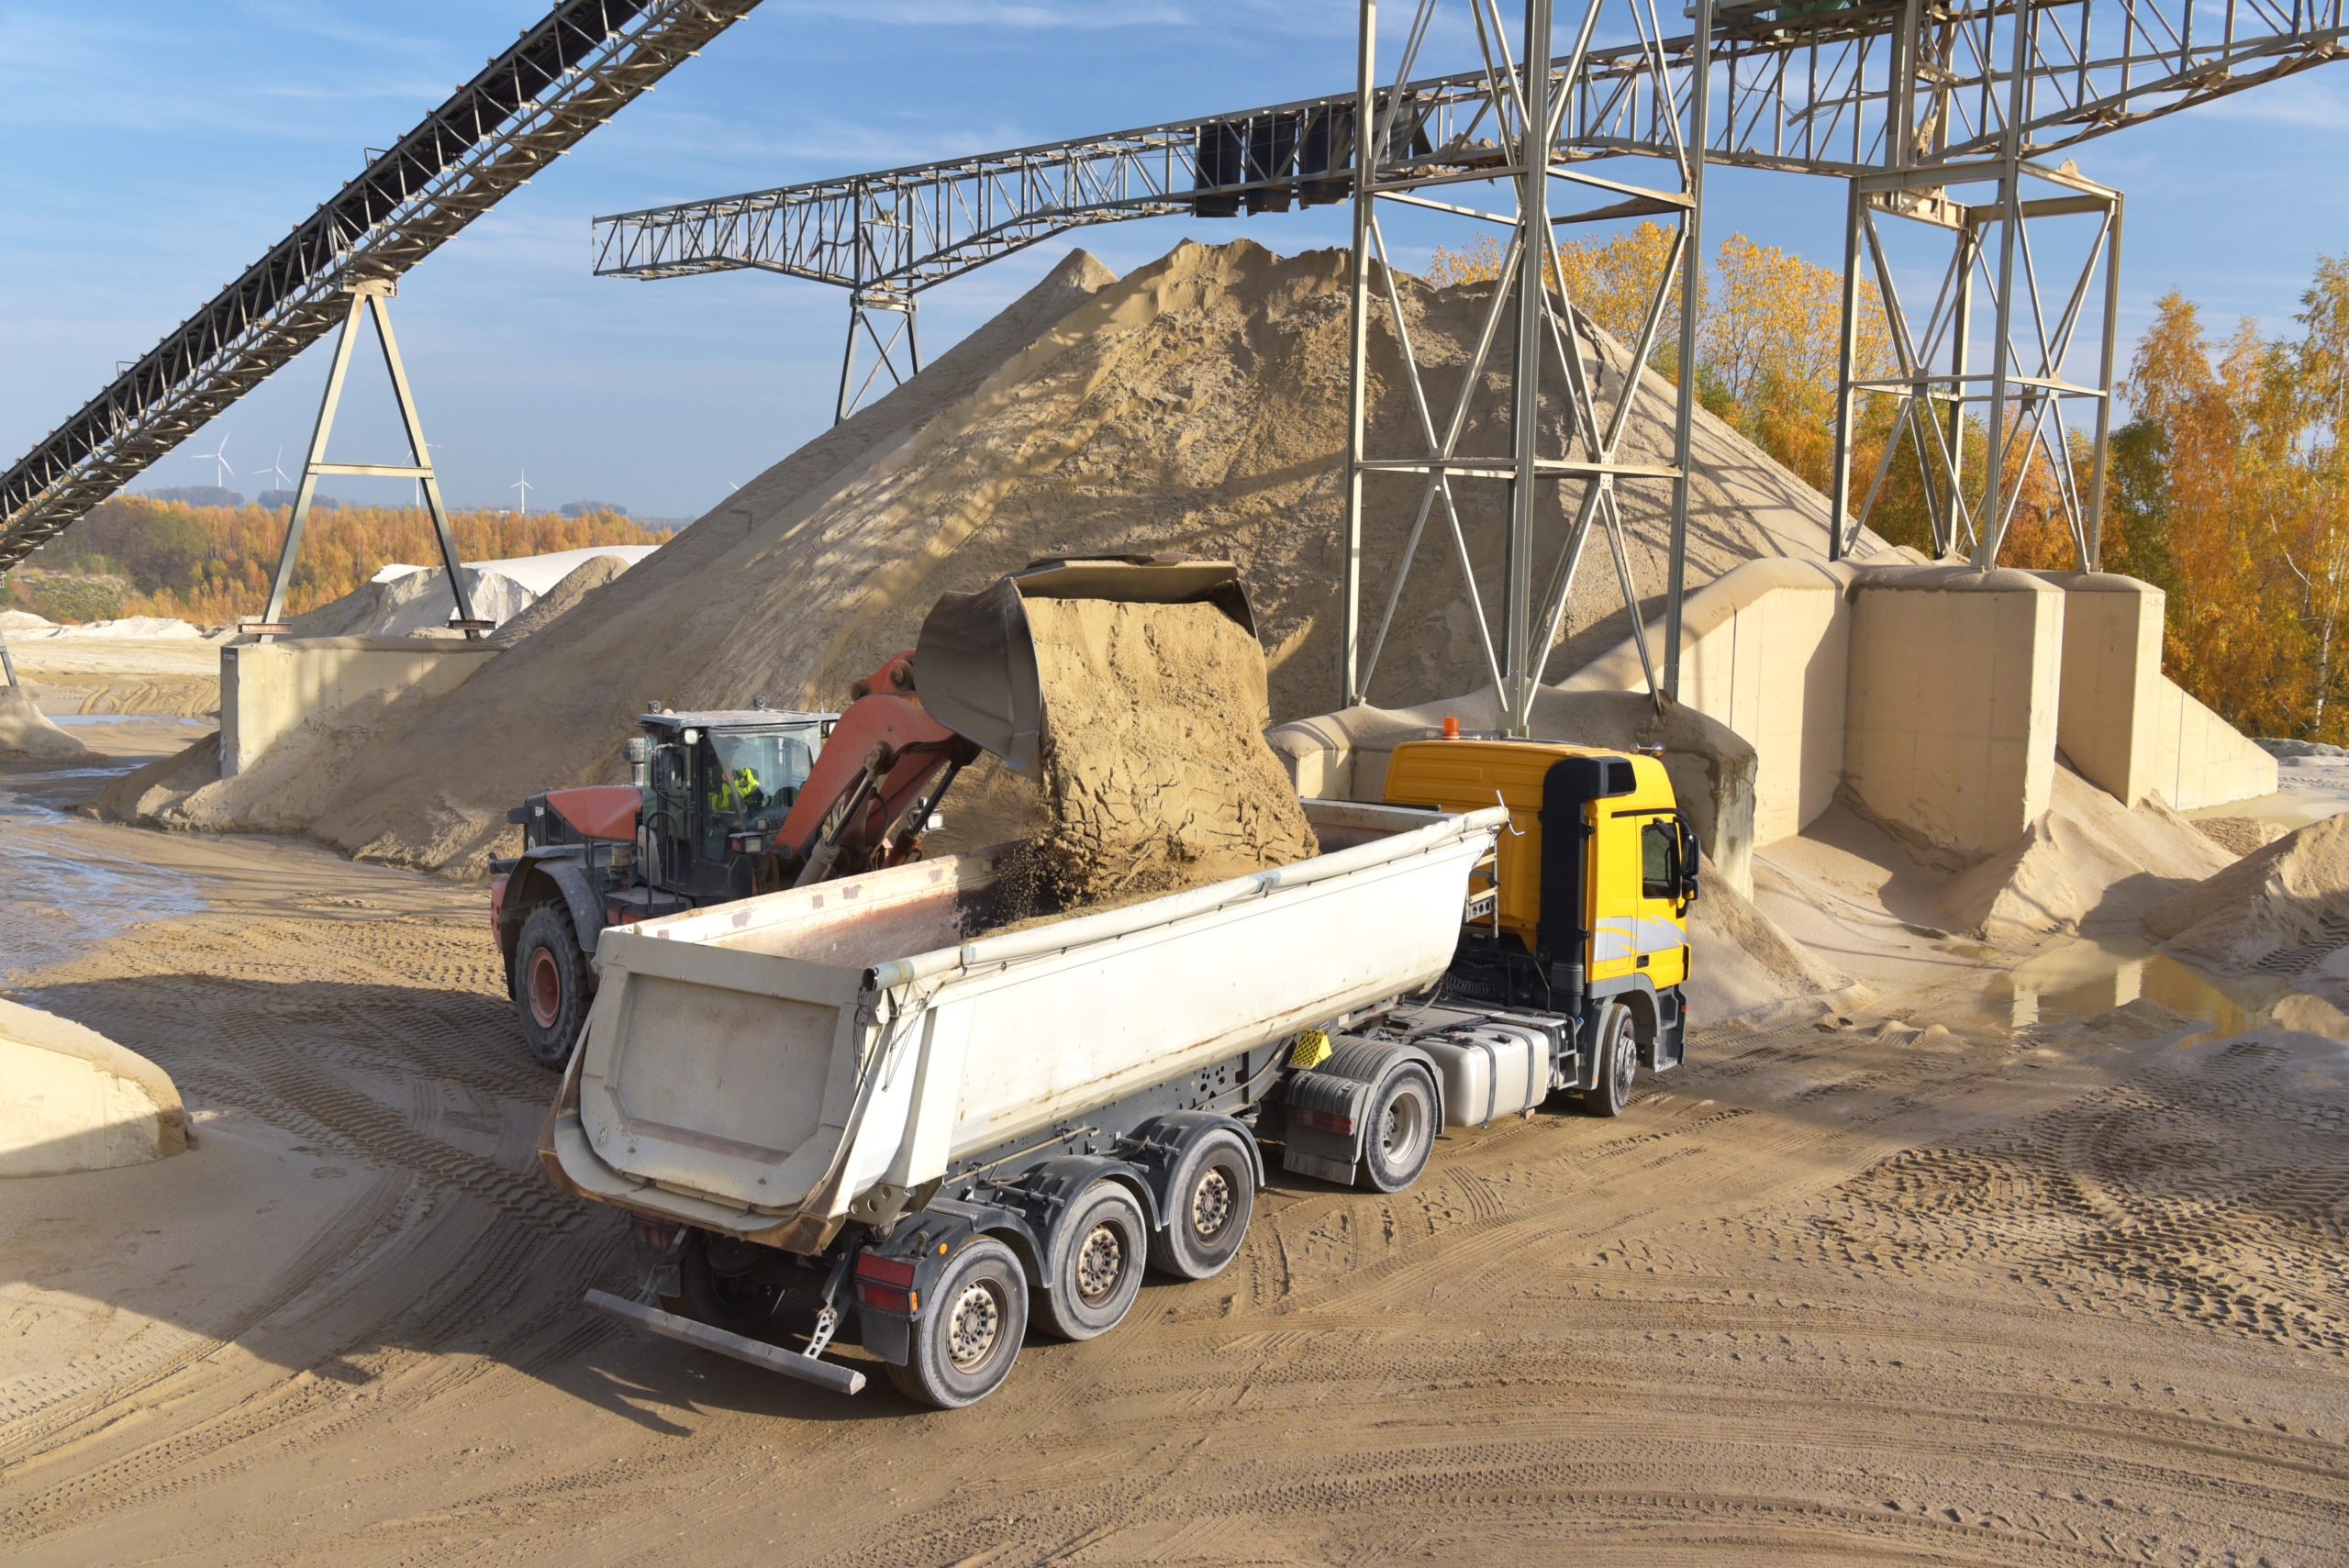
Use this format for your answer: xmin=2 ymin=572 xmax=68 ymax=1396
xmin=2 ymin=740 xmax=2345 ymax=1565
xmin=3 ymin=640 xmax=220 ymax=717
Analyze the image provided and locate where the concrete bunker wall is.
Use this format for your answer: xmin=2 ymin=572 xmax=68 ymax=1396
xmin=0 ymin=998 xmax=187 ymax=1178
xmin=220 ymin=637 xmax=502 ymax=778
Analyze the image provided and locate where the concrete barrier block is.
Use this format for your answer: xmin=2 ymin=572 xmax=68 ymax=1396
xmin=1847 ymin=565 xmax=2064 ymax=856
xmin=220 ymin=636 xmax=501 ymax=778
xmin=0 ymin=998 xmax=186 ymax=1177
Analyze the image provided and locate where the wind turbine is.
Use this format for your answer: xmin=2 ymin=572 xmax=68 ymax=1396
xmin=510 ymin=469 xmax=531 ymax=515
xmin=254 ymin=447 xmax=293 ymax=501
xmin=198 ymin=434 xmax=234 ymax=491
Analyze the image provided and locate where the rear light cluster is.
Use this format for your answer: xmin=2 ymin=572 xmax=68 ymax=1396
xmin=1299 ymin=1108 xmax=1356 ymax=1135
xmin=855 ymin=1252 xmax=918 ymax=1315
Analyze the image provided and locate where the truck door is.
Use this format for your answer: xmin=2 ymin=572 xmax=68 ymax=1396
xmin=1635 ymin=817 xmax=1688 ymax=988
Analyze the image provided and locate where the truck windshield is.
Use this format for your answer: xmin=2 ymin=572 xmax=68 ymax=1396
xmin=702 ymin=726 xmax=820 ymax=828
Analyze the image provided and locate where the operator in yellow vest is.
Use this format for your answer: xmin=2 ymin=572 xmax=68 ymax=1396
xmin=707 ymin=762 xmax=765 ymax=818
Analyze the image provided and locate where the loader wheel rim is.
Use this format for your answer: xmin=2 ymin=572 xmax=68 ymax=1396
xmin=947 ymin=1279 xmax=1004 ymax=1369
xmin=1190 ymin=1169 xmax=1233 ymax=1241
xmin=528 ymin=947 xmax=562 ymax=1030
xmin=1074 ymin=1224 xmax=1125 ymax=1306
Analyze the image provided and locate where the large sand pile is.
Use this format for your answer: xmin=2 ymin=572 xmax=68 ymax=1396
xmin=119 ymin=239 xmax=1874 ymax=874
xmin=287 ymin=565 xmax=537 ymax=638
xmin=1020 ymin=598 xmax=1317 ymax=905
xmin=0 ymin=686 xmax=94 ymax=762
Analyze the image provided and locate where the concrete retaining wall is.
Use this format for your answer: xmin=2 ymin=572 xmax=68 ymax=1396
xmin=0 ymin=998 xmax=186 ymax=1178
xmin=220 ymin=636 xmax=501 ymax=778
xmin=2151 ymin=678 xmax=2279 ymax=808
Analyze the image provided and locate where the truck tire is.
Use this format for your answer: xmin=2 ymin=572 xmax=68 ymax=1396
xmin=513 ymin=903 xmax=590 ymax=1071
xmin=1359 ymin=1062 xmax=1438 ymax=1193
xmin=1148 ymin=1127 xmax=1256 ymax=1280
xmin=1038 ymin=1183 xmax=1147 ymax=1340
xmin=885 ymin=1236 xmax=1027 ymax=1409
xmin=1585 ymin=1001 xmax=1637 ymax=1118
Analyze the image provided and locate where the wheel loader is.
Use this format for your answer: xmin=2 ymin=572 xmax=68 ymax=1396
xmin=489 ymin=555 xmax=1251 ymax=1066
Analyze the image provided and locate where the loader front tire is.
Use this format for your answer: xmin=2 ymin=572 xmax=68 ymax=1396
xmin=514 ymin=903 xmax=590 ymax=1071
xmin=886 ymin=1236 xmax=1026 ymax=1409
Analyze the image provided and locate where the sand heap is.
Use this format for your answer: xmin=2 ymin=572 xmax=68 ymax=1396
xmin=0 ymin=686 xmax=94 ymax=762
xmin=1020 ymin=599 xmax=1317 ymax=905
xmin=107 ymin=239 xmax=1886 ymax=874
xmin=2143 ymin=813 xmax=2349 ymax=978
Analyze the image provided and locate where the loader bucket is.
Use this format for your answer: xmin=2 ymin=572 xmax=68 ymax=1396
xmin=915 ymin=555 xmax=1257 ymax=772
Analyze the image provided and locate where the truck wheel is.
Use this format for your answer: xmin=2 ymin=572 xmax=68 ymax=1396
xmin=1038 ymin=1183 xmax=1147 ymax=1340
xmin=885 ymin=1236 xmax=1027 ymax=1408
xmin=1148 ymin=1128 xmax=1256 ymax=1280
xmin=513 ymin=903 xmax=590 ymax=1071
xmin=1360 ymin=1062 xmax=1438 ymax=1193
xmin=678 ymin=1230 xmax=781 ymax=1339
xmin=1585 ymin=1002 xmax=1638 ymax=1118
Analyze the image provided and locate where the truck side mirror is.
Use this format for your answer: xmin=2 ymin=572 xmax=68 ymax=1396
xmin=1677 ymin=819 xmax=1701 ymax=905
xmin=649 ymin=745 xmax=682 ymax=796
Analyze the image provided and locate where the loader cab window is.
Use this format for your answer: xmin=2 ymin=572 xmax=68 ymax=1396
xmin=694 ymin=726 xmax=820 ymax=859
xmin=1641 ymin=819 xmax=1676 ymax=901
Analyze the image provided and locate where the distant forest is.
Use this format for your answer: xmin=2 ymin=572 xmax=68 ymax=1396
xmin=3 ymin=495 xmax=669 ymax=626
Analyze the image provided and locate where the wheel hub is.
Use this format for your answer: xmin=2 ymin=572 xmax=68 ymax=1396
xmin=528 ymin=947 xmax=562 ymax=1029
xmin=946 ymin=1280 xmax=1001 ymax=1369
xmin=1074 ymin=1224 xmax=1124 ymax=1305
xmin=1190 ymin=1169 xmax=1232 ymax=1240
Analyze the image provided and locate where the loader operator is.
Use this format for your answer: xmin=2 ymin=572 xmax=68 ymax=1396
xmin=707 ymin=762 xmax=766 ymax=818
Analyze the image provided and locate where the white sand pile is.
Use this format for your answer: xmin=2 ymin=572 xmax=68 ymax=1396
xmin=2143 ymin=814 xmax=2349 ymax=974
xmin=374 ymin=543 xmax=660 ymax=595
xmin=0 ymin=686 xmax=95 ymax=762
xmin=288 ymin=565 xmax=537 ymax=638
xmin=1019 ymin=598 xmax=1318 ymax=906
xmin=1938 ymin=771 xmax=2233 ymax=942
xmin=116 ymin=239 xmax=1878 ymax=874
xmin=3 ymin=616 xmax=215 ymax=640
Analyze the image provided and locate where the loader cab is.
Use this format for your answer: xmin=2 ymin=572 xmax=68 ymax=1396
xmin=637 ymin=709 xmax=835 ymax=900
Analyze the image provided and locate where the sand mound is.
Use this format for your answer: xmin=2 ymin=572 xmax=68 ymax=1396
xmin=2193 ymin=815 xmax=2287 ymax=858
xmin=155 ymin=687 xmax=446 ymax=835
xmin=1938 ymin=771 xmax=2233 ymax=942
xmin=289 ymin=566 xmax=536 ymax=638
xmin=1 ymin=610 xmax=54 ymax=631
xmin=1685 ymin=859 xmax=1860 ymax=1025
xmin=0 ymin=686 xmax=94 ymax=762
xmin=96 ymin=732 xmax=222 ymax=823
xmin=167 ymin=239 xmax=1868 ymax=875
xmin=2143 ymin=813 xmax=2349 ymax=972
xmin=489 ymin=554 xmax=632 ymax=647
xmin=1021 ymin=599 xmax=1317 ymax=905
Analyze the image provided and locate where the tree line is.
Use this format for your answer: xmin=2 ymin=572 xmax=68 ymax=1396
xmin=3 ymin=496 xmax=668 ymax=627
xmin=1428 ymin=230 xmax=2349 ymax=743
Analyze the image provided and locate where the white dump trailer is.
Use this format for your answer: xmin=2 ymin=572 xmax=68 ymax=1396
xmin=542 ymin=799 xmax=1636 ymax=1407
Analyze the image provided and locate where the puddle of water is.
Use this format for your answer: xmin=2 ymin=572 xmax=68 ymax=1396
xmin=1992 ymin=931 xmax=2349 ymax=1045
xmin=0 ymin=756 xmax=208 ymax=979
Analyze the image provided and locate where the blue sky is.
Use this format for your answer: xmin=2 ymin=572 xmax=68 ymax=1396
xmin=5 ymin=0 xmax=2346 ymax=522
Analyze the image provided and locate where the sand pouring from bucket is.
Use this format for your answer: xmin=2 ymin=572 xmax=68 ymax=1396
xmin=915 ymin=556 xmax=1257 ymax=773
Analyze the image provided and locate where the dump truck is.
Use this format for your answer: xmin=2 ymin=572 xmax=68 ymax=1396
xmin=536 ymin=560 xmax=1699 ymax=1407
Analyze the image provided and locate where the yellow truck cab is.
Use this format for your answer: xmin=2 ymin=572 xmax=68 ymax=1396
xmin=1381 ymin=736 xmax=1697 ymax=1111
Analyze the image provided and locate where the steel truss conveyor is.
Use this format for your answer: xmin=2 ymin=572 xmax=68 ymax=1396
xmin=591 ymin=0 xmax=2347 ymax=421
xmin=0 ymin=0 xmax=764 ymax=576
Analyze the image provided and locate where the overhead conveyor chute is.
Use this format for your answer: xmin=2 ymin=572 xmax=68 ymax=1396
xmin=0 ymin=0 xmax=766 ymax=576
